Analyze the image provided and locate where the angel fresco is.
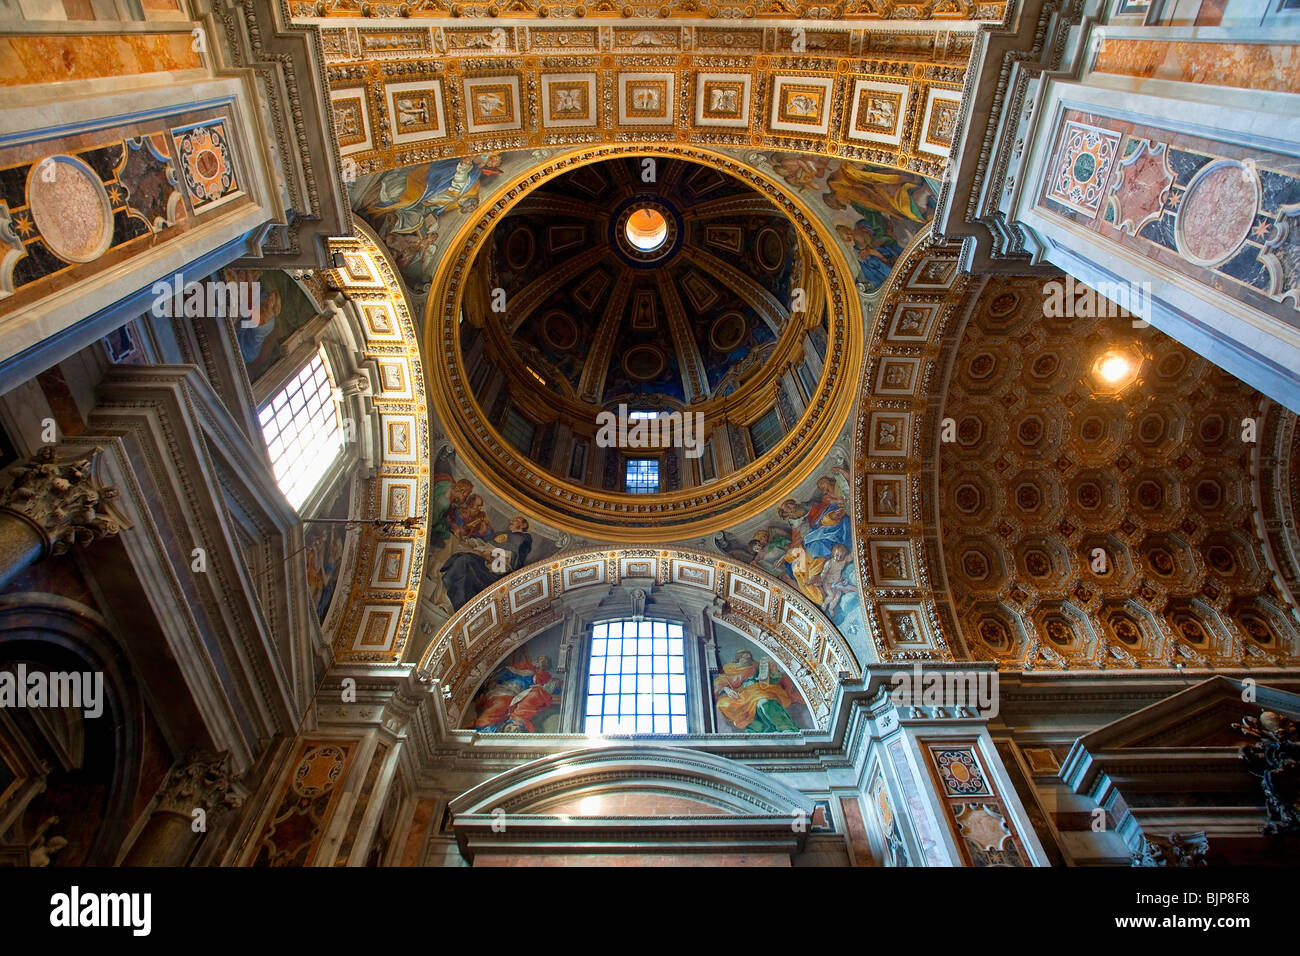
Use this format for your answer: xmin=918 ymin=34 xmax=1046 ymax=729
xmin=439 ymin=516 xmax=532 ymax=611
xmin=351 ymin=154 xmax=504 ymax=291
xmin=423 ymin=457 xmax=559 ymax=617
xmin=836 ymin=217 xmax=905 ymax=290
xmin=224 ymin=269 xmax=320 ymax=384
xmin=778 ymin=465 xmax=853 ymax=562
xmin=712 ymin=466 xmax=859 ymax=627
xmin=821 ymin=163 xmax=933 ymax=225
xmin=305 ymin=522 xmax=346 ymax=620
xmin=356 ymin=154 xmax=504 ymax=234
xmin=767 ymin=154 xmax=831 ymax=192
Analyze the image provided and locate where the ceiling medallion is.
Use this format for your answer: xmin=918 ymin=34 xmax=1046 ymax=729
xmin=622 ymin=343 xmax=667 ymax=381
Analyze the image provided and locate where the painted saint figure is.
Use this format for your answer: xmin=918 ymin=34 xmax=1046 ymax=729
xmin=472 ymin=650 xmax=561 ymax=733
xmin=439 ymin=516 xmax=532 ymax=610
xmin=713 ymin=650 xmax=801 ymax=733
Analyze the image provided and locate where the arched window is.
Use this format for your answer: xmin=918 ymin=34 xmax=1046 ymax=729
xmin=257 ymin=347 xmax=344 ymax=510
xmin=584 ymin=620 xmax=687 ymax=735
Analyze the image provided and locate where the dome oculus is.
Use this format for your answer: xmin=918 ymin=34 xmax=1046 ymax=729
xmin=612 ymin=197 xmax=679 ymax=264
xmin=625 ymin=206 xmax=668 ymax=251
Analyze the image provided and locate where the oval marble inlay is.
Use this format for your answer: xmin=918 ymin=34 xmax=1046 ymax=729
xmin=26 ymin=154 xmax=114 ymax=264
xmin=1176 ymin=160 xmax=1259 ymax=267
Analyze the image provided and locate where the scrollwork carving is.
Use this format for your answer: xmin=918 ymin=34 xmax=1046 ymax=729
xmin=0 ymin=447 xmax=131 ymax=556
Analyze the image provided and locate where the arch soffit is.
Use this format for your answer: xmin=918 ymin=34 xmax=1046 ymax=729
xmin=417 ymin=546 xmax=861 ymax=728
xmin=850 ymin=225 xmax=979 ymax=663
xmin=321 ymin=229 xmax=432 ymax=664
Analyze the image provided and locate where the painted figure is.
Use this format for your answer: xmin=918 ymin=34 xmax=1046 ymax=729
xmin=440 ymin=516 xmax=532 ymax=610
xmin=714 ymin=649 xmax=800 ymax=733
xmin=822 ymin=164 xmax=934 ymax=223
xmin=357 ymin=154 xmax=504 ymax=238
xmin=472 ymin=649 xmax=561 ymax=733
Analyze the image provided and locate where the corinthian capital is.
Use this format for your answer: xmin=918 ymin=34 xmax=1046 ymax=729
xmin=0 ymin=446 xmax=130 ymax=555
xmin=155 ymin=750 xmax=245 ymax=817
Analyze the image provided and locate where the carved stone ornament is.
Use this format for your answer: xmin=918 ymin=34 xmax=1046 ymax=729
xmin=0 ymin=447 xmax=130 ymax=556
xmin=1131 ymin=830 xmax=1210 ymax=867
xmin=154 ymin=750 xmax=244 ymax=817
xmin=1234 ymin=710 xmax=1300 ymax=836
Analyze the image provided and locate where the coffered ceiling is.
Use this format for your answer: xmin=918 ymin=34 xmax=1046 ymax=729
xmin=313 ymin=18 xmax=975 ymax=184
xmin=939 ymin=277 xmax=1300 ymax=669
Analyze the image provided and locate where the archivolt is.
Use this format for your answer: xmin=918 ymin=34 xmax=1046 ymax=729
xmin=323 ymin=227 xmax=432 ymax=663
xmin=415 ymin=546 xmax=861 ymax=729
xmin=849 ymin=225 xmax=980 ymax=662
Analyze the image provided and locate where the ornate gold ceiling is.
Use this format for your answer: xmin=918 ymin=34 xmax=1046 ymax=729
xmin=849 ymin=228 xmax=1300 ymax=669
xmin=315 ymin=18 xmax=974 ymax=185
xmin=296 ymin=1 xmax=1008 ymax=20
xmin=426 ymin=145 xmax=863 ymax=541
xmin=939 ymin=277 xmax=1300 ymax=669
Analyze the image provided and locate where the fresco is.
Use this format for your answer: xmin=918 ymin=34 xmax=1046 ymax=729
xmin=350 ymin=149 xmax=550 ymax=296
xmin=712 ymin=451 xmax=859 ymax=630
xmin=464 ymin=626 xmax=564 ymax=733
xmin=424 ymin=447 xmax=566 ymax=621
xmin=304 ymin=477 xmax=350 ymax=622
xmin=749 ymin=152 xmax=937 ymax=292
xmin=226 ymin=268 xmax=318 ymax=384
xmin=694 ymin=301 xmax=778 ymax=398
xmin=712 ymin=624 xmax=811 ymax=732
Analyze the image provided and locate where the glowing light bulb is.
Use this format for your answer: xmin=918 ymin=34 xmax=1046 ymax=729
xmin=1091 ymin=348 xmax=1141 ymax=392
xmin=1097 ymin=354 xmax=1130 ymax=382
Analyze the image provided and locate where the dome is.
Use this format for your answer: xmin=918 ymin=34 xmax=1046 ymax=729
xmin=467 ymin=156 xmax=802 ymax=408
xmin=428 ymin=150 xmax=862 ymax=541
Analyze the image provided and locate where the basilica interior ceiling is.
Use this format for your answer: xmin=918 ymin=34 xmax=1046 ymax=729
xmin=313 ymin=14 xmax=975 ymax=188
xmin=324 ymin=133 xmax=1300 ymax=681
xmin=939 ymin=277 xmax=1297 ymax=669
xmin=337 ymin=148 xmax=939 ymax=673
